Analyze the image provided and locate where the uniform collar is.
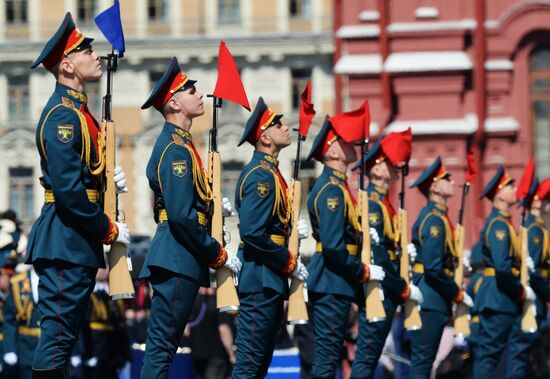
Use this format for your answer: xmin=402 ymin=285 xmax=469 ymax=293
xmin=324 ymin=166 xmax=347 ymax=182
xmin=165 ymin=122 xmax=192 ymax=142
xmin=254 ymin=150 xmax=278 ymax=168
xmin=367 ymin=183 xmax=387 ymax=197
xmin=55 ymin=82 xmax=87 ymax=105
xmin=492 ymin=207 xmax=510 ymax=219
xmin=429 ymin=201 xmax=447 ymax=213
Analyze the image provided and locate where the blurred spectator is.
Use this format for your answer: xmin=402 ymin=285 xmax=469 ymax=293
xmin=81 ymin=268 xmax=131 ymax=379
xmin=189 ymin=287 xmax=235 ymax=379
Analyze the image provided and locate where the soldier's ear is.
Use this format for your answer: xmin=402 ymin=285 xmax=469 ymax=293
xmin=59 ymin=58 xmax=74 ymax=75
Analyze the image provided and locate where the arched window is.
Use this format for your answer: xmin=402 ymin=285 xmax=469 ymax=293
xmin=530 ymin=47 xmax=550 ymax=178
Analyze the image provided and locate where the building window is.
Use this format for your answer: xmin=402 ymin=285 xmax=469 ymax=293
xmin=289 ymin=0 xmax=310 ymax=18
xmin=530 ymin=47 xmax=550 ymax=179
xmin=9 ymin=167 xmax=33 ymax=227
xmin=148 ymin=0 xmax=167 ymax=21
xmin=77 ymin=0 xmax=96 ymax=24
xmin=222 ymin=160 xmax=243 ymax=200
xmin=218 ymin=0 xmax=240 ymax=25
xmin=86 ymin=80 xmax=102 ymax=118
xmin=5 ymin=0 xmax=27 ymax=24
xmin=8 ymin=75 xmax=29 ymax=122
xmin=291 ymin=68 xmax=311 ymax=112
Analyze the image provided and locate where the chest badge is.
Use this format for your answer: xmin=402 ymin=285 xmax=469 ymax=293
xmin=57 ymin=125 xmax=74 ymax=143
xmin=256 ymin=182 xmax=270 ymax=198
xmin=172 ymin=160 xmax=188 ymax=177
xmin=327 ymin=197 xmax=340 ymax=212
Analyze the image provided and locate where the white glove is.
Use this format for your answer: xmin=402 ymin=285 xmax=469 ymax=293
xmin=463 ymin=256 xmax=472 ymax=273
xmin=114 ymin=166 xmax=128 ymax=194
xmin=70 ymin=355 xmax=82 ymax=367
xmin=369 ymin=227 xmax=380 ymax=245
xmin=525 ymin=286 xmax=536 ymax=302
xmin=292 ymin=258 xmax=309 ymax=281
xmin=407 ymin=243 xmax=417 ymax=263
xmin=3 ymin=352 xmax=17 ymax=365
xmin=224 ymin=251 xmax=242 ymax=274
xmin=462 ymin=292 xmax=474 ymax=308
xmin=526 ymin=256 xmax=535 ymax=274
xmin=297 ymin=219 xmax=309 ymax=240
xmin=85 ymin=357 xmax=98 ymax=367
xmin=368 ymin=264 xmax=385 ymax=281
xmin=115 ymin=222 xmax=130 ymax=246
xmin=222 ymin=197 xmax=233 ymax=217
xmin=409 ymin=284 xmax=424 ymax=304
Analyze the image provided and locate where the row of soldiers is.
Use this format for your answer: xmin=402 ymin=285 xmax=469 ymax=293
xmin=22 ymin=11 xmax=549 ymax=379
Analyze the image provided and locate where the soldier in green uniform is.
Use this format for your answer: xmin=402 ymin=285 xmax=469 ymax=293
xmin=351 ymin=133 xmax=424 ymax=379
xmin=139 ymin=57 xmax=241 ymax=379
xmin=473 ymin=165 xmax=536 ymax=379
xmin=506 ymin=177 xmax=550 ymax=378
xmin=233 ymin=97 xmax=308 ymax=378
xmin=2 ymin=266 xmax=40 ymax=379
xmin=305 ymin=117 xmax=385 ymax=378
xmin=408 ymin=157 xmax=473 ymax=379
xmin=27 ymin=13 xmax=130 ymax=377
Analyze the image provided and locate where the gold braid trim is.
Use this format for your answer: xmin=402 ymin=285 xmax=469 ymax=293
xmin=182 ymin=144 xmax=213 ymax=203
xmin=370 ymin=195 xmax=396 ymax=241
xmin=335 ymin=182 xmax=360 ymax=232
xmin=418 ymin=212 xmax=458 ymax=258
xmin=72 ymin=106 xmax=105 ymax=176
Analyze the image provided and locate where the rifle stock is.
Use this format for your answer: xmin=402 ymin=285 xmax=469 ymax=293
xmin=103 ymin=120 xmax=135 ymax=300
xmin=453 ymin=224 xmax=470 ymax=336
xmin=398 ymin=209 xmax=422 ymax=330
xmin=520 ymin=226 xmax=537 ymax=333
xmin=208 ymin=151 xmax=240 ymax=312
xmin=287 ymin=179 xmax=309 ymax=324
xmin=359 ymin=190 xmax=385 ymax=322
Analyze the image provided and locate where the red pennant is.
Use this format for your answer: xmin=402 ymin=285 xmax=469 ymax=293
xmin=516 ymin=158 xmax=535 ymax=200
xmin=536 ymin=178 xmax=550 ymax=201
xmin=299 ymin=80 xmax=315 ymax=138
xmin=466 ymin=149 xmax=477 ymax=183
xmin=329 ymin=100 xmax=370 ymax=142
xmin=381 ymin=127 xmax=412 ymax=166
xmin=213 ymin=41 xmax=251 ymax=111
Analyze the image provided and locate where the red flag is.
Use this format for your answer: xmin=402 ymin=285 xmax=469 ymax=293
xmin=466 ymin=149 xmax=477 ymax=183
xmin=213 ymin=41 xmax=250 ymax=111
xmin=299 ymin=80 xmax=315 ymax=138
xmin=516 ymin=158 xmax=535 ymax=200
xmin=381 ymin=127 xmax=412 ymax=166
xmin=536 ymin=178 xmax=550 ymax=201
xmin=329 ymin=100 xmax=370 ymax=142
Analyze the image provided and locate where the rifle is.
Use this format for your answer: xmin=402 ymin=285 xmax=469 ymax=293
xmin=453 ymin=182 xmax=470 ymax=336
xmin=207 ymin=95 xmax=239 ymax=312
xmin=287 ymin=130 xmax=308 ymax=324
xmin=398 ymin=164 xmax=422 ymax=330
xmin=101 ymin=51 xmax=135 ymax=300
xmin=358 ymin=139 xmax=385 ymax=322
xmin=520 ymin=210 xmax=537 ymax=333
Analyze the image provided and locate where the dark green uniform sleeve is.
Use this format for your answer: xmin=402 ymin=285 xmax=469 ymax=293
xmin=316 ymin=185 xmax=365 ymax=280
xmin=528 ymin=225 xmax=550 ymax=302
xmin=2 ymin=283 xmax=17 ymax=356
xmin=488 ymin=220 xmax=523 ymax=302
xmin=159 ymin=144 xmax=223 ymax=266
xmin=369 ymin=200 xmax=407 ymax=299
xmin=43 ymin=107 xmax=110 ymax=240
xmin=421 ymin=215 xmax=460 ymax=301
xmin=239 ymin=168 xmax=293 ymax=274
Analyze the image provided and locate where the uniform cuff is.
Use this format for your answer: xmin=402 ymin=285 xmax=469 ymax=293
xmin=453 ymin=288 xmax=464 ymax=304
xmin=357 ymin=264 xmax=370 ymax=283
xmin=518 ymin=286 xmax=526 ymax=303
xmin=99 ymin=217 xmax=118 ymax=245
xmin=400 ymin=285 xmax=411 ymax=301
xmin=209 ymin=246 xmax=227 ymax=269
xmin=282 ymin=253 xmax=297 ymax=277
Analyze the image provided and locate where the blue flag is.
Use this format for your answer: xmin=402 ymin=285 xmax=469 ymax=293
xmin=94 ymin=0 xmax=125 ymax=57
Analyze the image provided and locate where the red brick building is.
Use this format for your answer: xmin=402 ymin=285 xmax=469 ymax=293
xmin=334 ymin=0 xmax=550 ymax=248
